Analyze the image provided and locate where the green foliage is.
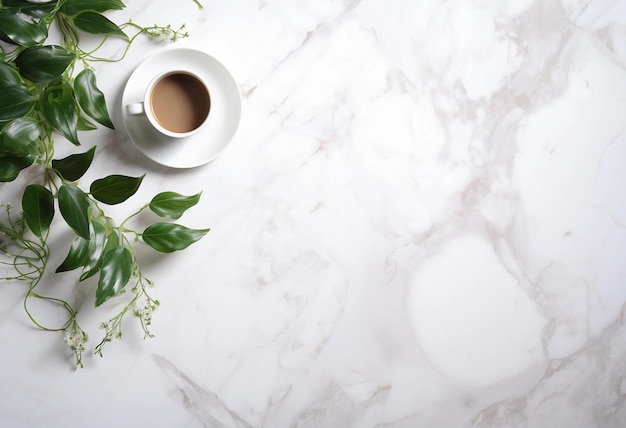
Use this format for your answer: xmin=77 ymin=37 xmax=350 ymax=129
xmin=52 ymin=146 xmax=96 ymax=181
xmin=0 ymin=154 xmax=36 ymax=182
xmin=56 ymin=232 xmax=92 ymax=273
xmin=90 ymin=174 xmax=144 ymax=205
xmin=15 ymin=45 xmax=76 ymax=83
xmin=0 ymin=0 xmax=57 ymax=20
xmin=0 ymin=7 xmax=49 ymax=46
xmin=77 ymin=113 xmax=98 ymax=131
xmin=21 ymin=184 xmax=54 ymax=238
xmin=149 ymin=191 xmax=201 ymax=219
xmin=40 ymin=82 xmax=80 ymax=145
xmin=0 ymin=118 xmax=41 ymax=157
xmin=58 ymin=184 xmax=91 ymax=239
xmin=0 ymin=62 xmax=22 ymax=85
xmin=78 ymin=221 xmax=108 ymax=281
xmin=74 ymin=69 xmax=114 ymax=129
xmin=61 ymin=0 xmax=126 ymax=16
xmin=0 ymin=85 xmax=35 ymax=122
xmin=72 ymin=11 xmax=128 ymax=39
xmin=95 ymin=247 xmax=132 ymax=306
xmin=0 ymin=0 xmax=207 ymax=368
xmin=0 ymin=64 xmax=35 ymax=122
xmin=143 ymin=223 xmax=210 ymax=253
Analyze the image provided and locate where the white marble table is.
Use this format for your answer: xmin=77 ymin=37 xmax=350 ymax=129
xmin=1 ymin=0 xmax=626 ymax=427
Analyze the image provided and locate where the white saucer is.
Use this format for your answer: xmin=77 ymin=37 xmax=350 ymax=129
xmin=121 ymin=48 xmax=241 ymax=168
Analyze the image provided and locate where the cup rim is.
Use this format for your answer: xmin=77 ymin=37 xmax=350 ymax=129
xmin=143 ymin=70 xmax=211 ymax=139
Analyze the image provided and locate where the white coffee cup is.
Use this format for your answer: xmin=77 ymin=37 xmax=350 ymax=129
xmin=127 ymin=70 xmax=211 ymax=139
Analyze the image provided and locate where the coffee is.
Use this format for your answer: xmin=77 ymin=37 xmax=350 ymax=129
xmin=150 ymin=73 xmax=210 ymax=133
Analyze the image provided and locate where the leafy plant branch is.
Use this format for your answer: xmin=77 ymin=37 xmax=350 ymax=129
xmin=0 ymin=0 xmax=208 ymax=368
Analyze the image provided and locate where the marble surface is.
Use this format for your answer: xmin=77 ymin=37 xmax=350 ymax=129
xmin=1 ymin=0 xmax=626 ymax=427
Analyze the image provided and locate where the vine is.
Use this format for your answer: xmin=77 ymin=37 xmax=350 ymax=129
xmin=0 ymin=0 xmax=207 ymax=368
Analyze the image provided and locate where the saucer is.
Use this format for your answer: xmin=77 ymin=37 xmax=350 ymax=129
xmin=121 ymin=48 xmax=241 ymax=168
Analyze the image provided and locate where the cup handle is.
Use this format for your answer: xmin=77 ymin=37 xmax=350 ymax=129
xmin=127 ymin=102 xmax=145 ymax=116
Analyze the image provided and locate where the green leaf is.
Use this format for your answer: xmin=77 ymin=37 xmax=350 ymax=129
xmin=142 ymin=223 xmax=210 ymax=253
xmin=80 ymin=229 xmax=120 ymax=280
xmin=95 ymin=247 xmax=132 ymax=307
xmin=74 ymin=69 xmax=114 ymax=129
xmin=56 ymin=234 xmax=90 ymax=273
xmin=72 ymin=11 xmax=127 ymax=39
xmin=21 ymin=184 xmax=54 ymax=237
xmin=0 ymin=32 xmax=15 ymax=45
xmin=61 ymin=0 xmax=125 ymax=16
xmin=57 ymin=222 xmax=118 ymax=275
xmin=58 ymin=183 xmax=91 ymax=240
xmin=0 ymin=117 xmax=40 ymax=157
xmin=0 ymin=8 xmax=48 ymax=46
xmin=78 ymin=221 xmax=107 ymax=281
xmin=0 ymin=85 xmax=35 ymax=121
xmin=0 ymin=65 xmax=32 ymax=121
xmin=0 ymin=62 xmax=22 ymax=88
xmin=40 ymin=83 xmax=80 ymax=145
xmin=90 ymin=174 xmax=145 ymax=205
xmin=0 ymin=154 xmax=35 ymax=182
xmin=52 ymin=146 xmax=95 ymax=181
xmin=149 ymin=191 xmax=201 ymax=219
xmin=77 ymin=113 xmax=98 ymax=131
xmin=15 ymin=45 xmax=75 ymax=83
xmin=104 ymin=229 xmax=120 ymax=251
xmin=1 ymin=0 xmax=57 ymax=19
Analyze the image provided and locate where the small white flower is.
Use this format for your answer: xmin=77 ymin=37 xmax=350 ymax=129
xmin=64 ymin=329 xmax=87 ymax=351
xmin=133 ymin=297 xmax=158 ymax=326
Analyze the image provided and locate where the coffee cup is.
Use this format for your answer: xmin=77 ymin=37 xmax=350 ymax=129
xmin=127 ymin=70 xmax=211 ymax=139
